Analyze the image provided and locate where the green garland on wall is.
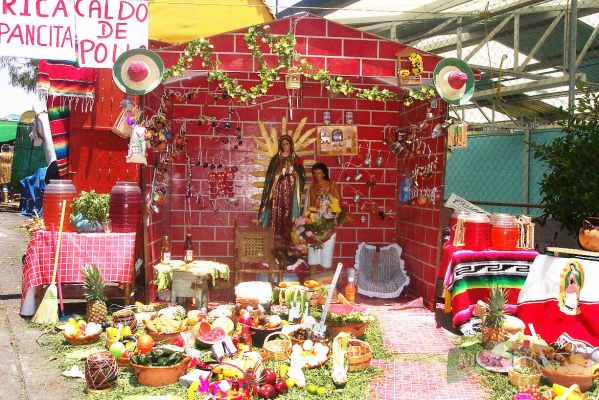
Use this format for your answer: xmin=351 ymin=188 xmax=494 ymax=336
xmin=162 ymin=24 xmax=436 ymax=106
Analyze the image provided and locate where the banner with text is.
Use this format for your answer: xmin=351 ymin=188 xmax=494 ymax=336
xmin=0 ymin=0 xmax=77 ymax=60
xmin=75 ymin=0 xmax=148 ymax=68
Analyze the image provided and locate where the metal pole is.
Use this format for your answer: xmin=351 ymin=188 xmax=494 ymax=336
xmin=568 ymin=0 xmax=578 ymax=109
xmin=514 ymin=13 xmax=520 ymax=70
xmin=522 ymin=128 xmax=530 ymax=215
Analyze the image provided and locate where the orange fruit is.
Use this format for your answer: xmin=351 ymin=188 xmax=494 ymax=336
xmin=137 ymin=334 xmax=154 ymax=354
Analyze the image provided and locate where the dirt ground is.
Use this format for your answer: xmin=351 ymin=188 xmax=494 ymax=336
xmin=0 ymin=210 xmax=78 ymax=400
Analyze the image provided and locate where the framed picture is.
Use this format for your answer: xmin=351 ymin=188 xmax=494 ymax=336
xmin=316 ymin=125 xmax=358 ymax=156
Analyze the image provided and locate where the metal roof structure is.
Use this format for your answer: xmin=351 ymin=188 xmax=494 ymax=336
xmin=278 ymin=0 xmax=599 ymax=130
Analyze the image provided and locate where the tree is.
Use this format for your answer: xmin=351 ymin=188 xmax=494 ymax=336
xmin=0 ymin=57 xmax=38 ymax=92
xmin=532 ymin=88 xmax=599 ymax=235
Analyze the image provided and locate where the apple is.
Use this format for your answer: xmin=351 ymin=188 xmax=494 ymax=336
xmin=109 ymin=342 xmax=125 ymax=358
xmin=274 ymin=379 xmax=288 ymax=395
xmin=262 ymin=368 xmax=277 ymax=386
xmin=258 ymin=384 xmax=277 ymax=399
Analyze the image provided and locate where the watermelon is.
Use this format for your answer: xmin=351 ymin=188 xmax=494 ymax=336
xmin=196 ymin=327 xmax=227 ymax=348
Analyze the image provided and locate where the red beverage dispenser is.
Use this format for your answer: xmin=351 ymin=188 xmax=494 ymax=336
xmin=490 ymin=214 xmax=519 ymax=251
xmin=110 ymin=182 xmax=142 ymax=233
xmin=464 ymin=213 xmax=491 ymax=251
xmin=43 ymin=180 xmax=77 ymax=232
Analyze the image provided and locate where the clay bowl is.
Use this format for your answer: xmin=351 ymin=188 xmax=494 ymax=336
xmin=145 ymin=328 xmax=187 ymax=345
xmin=131 ymin=356 xmax=191 ymax=387
xmin=541 ymin=366 xmax=595 ymax=392
xmin=326 ymin=321 xmax=370 ymax=338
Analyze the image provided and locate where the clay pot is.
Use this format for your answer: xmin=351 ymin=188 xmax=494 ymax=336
xmin=132 ymin=356 xmax=190 ymax=387
xmin=578 ymin=218 xmax=599 ymax=251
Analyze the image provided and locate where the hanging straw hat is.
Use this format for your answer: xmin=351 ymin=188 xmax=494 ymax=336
xmin=112 ymin=49 xmax=164 ymax=95
xmin=433 ymin=58 xmax=475 ymax=105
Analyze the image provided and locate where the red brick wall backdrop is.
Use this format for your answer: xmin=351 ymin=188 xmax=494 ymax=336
xmin=146 ymin=14 xmax=446 ymax=304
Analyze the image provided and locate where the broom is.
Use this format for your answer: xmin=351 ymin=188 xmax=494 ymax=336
xmin=32 ymin=200 xmax=67 ymax=325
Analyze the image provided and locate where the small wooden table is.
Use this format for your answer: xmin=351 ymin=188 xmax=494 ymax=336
xmin=170 ymin=270 xmax=210 ymax=309
xmin=546 ymin=247 xmax=599 ymax=259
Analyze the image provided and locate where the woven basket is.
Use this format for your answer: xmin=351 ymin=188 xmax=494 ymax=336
xmin=508 ymin=358 xmax=542 ymax=387
xmin=263 ymin=332 xmax=291 ymax=361
xmin=112 ymin=309 xmax=138 ymax=332
xmin=346 ymin=339 xmax=372 ymax=372
xmin=64 ymin=332 xmax=101 ymax=346
xmin=85 ymin=352 xmax=118 ymax=391
xmin=112 ymin=105 xmax=142 ymax=139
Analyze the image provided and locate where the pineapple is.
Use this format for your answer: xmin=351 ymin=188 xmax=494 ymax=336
xmin=482 ymin=286 xmax=507 ymax=349
xmin=81 ymin=264 xmax=108 ymax=323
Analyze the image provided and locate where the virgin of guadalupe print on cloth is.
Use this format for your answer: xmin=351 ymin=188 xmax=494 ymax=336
xmin=558 ymin=259 xmax=585 ymax=315
xmin=517 ymin=255 xmax=599 ymax=348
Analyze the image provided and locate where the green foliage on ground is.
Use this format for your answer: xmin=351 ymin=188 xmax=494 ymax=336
xmin=34 ymin=316 xmax=392 ymax=400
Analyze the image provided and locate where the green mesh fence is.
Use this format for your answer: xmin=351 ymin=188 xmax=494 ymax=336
xmin=10 ymin=120 xmax=47 ymax=191
xmin=444 ymin=129 xmax=563 ymax=217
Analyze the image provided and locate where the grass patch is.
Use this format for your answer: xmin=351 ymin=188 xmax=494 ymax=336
xmin=34 ymin=317 xmax=391 ymax=399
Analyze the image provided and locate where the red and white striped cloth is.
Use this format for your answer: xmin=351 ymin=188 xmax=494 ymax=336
xmin=21 ymin=230 xmax=135 ymax=301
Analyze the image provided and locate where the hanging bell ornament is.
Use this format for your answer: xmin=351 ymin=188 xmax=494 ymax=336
xmin=336 ymin=155 xmax=343 ymax=165
xmin=345 ymin=174 xmax=352 ymax=182
xmin=364 ymin=154 xmax=372 ymax=166
xmin=360 ymin=215 xmax=367 ymax=223
xmin=354 ymin=170 xmax=363 ymax=181
xmin=376 ymin=152 xmax=384 ymax=166
xmin=353 ymin=193 xmax=360 ymax=203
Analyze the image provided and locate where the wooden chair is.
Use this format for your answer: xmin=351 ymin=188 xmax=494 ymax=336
xmin=234 ymin=222 xmax=281 ymax=285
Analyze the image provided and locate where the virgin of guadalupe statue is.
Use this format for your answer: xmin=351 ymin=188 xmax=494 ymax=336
xmin=258 ymin=135 xmax=305 ymax=261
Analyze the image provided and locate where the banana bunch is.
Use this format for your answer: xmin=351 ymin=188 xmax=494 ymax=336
xmin=212 ymin=364 xmax=245 ymax=380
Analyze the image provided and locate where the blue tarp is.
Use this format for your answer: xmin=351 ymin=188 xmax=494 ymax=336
xmin=19 ymin=167 xmax=47 ymax=216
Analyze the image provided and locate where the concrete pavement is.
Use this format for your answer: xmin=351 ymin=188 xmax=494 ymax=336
xmin=0 ymin=211 xmax=77 ymax=400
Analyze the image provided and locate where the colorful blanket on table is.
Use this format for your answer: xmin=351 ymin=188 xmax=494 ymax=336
xmin=37 ymin=60 xmax=96 ymax=111
xmin=47 ymin=108 xmax=69 ymax=176
xmin=517 ymin=255 xmax=599 ymax=348
xmin=443 ymin=250 xmax=538 ymax=326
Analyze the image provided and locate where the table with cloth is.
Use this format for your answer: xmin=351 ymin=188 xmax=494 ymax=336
xmin=517 ymin=254 xmax=599 ymax=350
xmin=20 ymin=230 xmax=136 ymax=315
xmin=437 ymin=243 xmax=539 ymax=327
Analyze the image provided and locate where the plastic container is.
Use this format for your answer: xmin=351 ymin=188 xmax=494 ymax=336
xmin=110 ymin=182 xmax=142 ymax=233
xmin=491 ymin=214 xmax=520 ymax=251
xmin=464 ymin=213 xmax=491 ymax=251
xmin=43 ymin=179 xmax=77 ymax=232
xmin=345 ymin=268 xmax=357 ymax=303
xmin=449 ymin=210 xmax=468 ymax=245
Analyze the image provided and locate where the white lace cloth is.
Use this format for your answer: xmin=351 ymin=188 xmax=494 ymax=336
xmin=354 ymin=242 xmax=410 ymax=299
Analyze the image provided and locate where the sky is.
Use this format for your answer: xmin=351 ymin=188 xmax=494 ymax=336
xmin=0 ymin=68 xmax=36 ymax=118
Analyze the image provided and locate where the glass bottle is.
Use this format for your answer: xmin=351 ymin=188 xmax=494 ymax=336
xmin=160 ymin=235 xmax=171 ymax=264
xmin=344 ymin=268 xmax=357 ymax=303
xmin=241 ymin=325 xmax=253 ymax=353
xmin=184 ymin=233 xmax=193 ymax=263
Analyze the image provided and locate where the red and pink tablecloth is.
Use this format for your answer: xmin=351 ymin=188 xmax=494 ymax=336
xmin=21 ymin=230 xmax=135 ymax=312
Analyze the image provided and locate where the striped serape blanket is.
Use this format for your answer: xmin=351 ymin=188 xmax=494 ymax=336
xmin=47 ymin=107 xmax=69 ymax=176
xmin=37 ymin=60 xmax=96 ymax=111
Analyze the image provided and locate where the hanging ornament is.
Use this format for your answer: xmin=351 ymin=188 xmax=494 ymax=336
xmin=364 ymin=153 xmax=372 ymax=166
xmin=360 ymin=215 xmax=367 ymax=223
xmin=126 ymin=123 xmax=148 ymax=165
xmin=336 ymin=155 xmax=343 ymax=165
xmin=353 ymin=193 xmax=361 ymax=203
xmin=376 ymin=152 xmax=384 ymax=166
xmin=354 ymin=170 xmax=363 ymax=181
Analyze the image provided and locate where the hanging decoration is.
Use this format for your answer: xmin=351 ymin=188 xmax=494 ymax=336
xmin=112 ymin=98 xmax=142 ymax=139
xmin=162 ymin=24 xmax=437 ymax=106
xmin=316 ymin=125 xmax=358 ymax=156
xmin=396 ymin=49 xmax=424 ymax=87
xmin=146 ymin=153 xmax=169 ymax=216
xmin=125 ymin=122 xmax=149 ymax=165
xmin=447 ymin=121 xmax=468 ymax=149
